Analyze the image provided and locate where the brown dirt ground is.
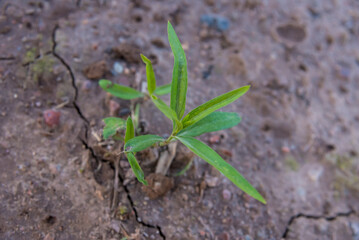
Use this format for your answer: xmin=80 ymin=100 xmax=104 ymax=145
xmin=1 ymin=0 xmax=359 ymax=239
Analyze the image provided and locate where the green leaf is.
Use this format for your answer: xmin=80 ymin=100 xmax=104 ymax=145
xmin=99 ymin=79 xmax=144 ymax=100
xmin=154 ymin=83 xmax=172 ymax=96
xmin=176 ymin=136 xmax=266 ymax=204
xmin=124 ymin=134 xmax=164 ymax=152
xmin=126 ymin=152 xmax=148 ymax=185
xmin=102 ymin=117 xmax=126 ymax=139
xmin=168 ymin=21 xmax=188 ymax=119
xmin=140 ymin=54 xmax=156 ymax=95
xmin=125 ymin=117 xmax=135 ymax=143
xmin=181 ymin=86 xmax=250 ymax=128
xmin=178 ymin=112 xmax=241 ymax=137
xmin=151 ymin=95 xmax=180 ymax=125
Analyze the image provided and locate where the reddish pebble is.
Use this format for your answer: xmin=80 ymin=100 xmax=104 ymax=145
xmin=43 ymin=109 xmax=61 ymax=127
xmin=209 ymin=135 xmax=221 ymax=144
xmin=222 ymin=189 xmax=232 ymax=201
xmin=281 ymin=146 xmax=290 ymax=153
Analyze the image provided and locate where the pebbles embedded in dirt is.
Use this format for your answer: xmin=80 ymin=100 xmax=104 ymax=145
xmin=209 ymin=135 xmax=221 ymax=144
xmin=112 ymin=62 xmax=124 ymax=75
xmin=43 ymin=109 xmax=61 ymax=127
xmin=222 ymin=189 xmax=232 ymax=201
xmin=205 ymin=176 xmax=219 ymax=187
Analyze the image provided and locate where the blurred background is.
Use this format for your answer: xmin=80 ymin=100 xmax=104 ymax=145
xmin=0 ymin=0 xmax=358 ymax=239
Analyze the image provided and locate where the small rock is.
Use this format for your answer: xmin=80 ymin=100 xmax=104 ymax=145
xmin=81 ymin=80 xmax=94 ymax=92
xmin=307 ymin=166 xmax=323 ymax=182
xmin=83 ymin=60 xmax=108 ymax=80
xmin=112 ymin=62 xmax=124 ymax=75
xmin=281 ymin=146 xmax=290 ymax=153
xmin=200 ymin=14 xmax=230 ymax=31
xmin=108 ymin=100 xmax=120 ymax=116
xmin=209 ymin=135 xmax=221 ymax=144
xmin=43 ymin=109 xmax=61 ymax=127
xmin=222 ymin=189 xmax=232 ymax=201
xmin=205 ymin=176 xmax=219 ymax=187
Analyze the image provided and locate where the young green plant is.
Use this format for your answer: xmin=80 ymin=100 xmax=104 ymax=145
xmin=99 ymin=65 xmax=171 ymax=138
xmin=100 ymin=22 xmax=266 ymax=204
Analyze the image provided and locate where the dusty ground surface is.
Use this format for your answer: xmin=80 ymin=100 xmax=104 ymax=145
xmin=1 ymin=0 xmax=359 ymax=239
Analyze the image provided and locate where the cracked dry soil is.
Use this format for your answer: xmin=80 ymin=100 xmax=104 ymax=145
xmin=1 ymin=0 xmax=359 ymax=239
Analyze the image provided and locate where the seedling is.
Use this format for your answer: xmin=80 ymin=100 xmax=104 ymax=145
xmin=100 ymin=22 xmax=266 ymax=204
xmin=99 ymin=71 xmax=171 ymax=137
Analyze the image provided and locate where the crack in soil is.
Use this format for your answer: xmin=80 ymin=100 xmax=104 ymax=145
xmin=81 ymin=139 xmax=166 ymax=240
xmin=0 ymin=56 xmax=16 ymax=61
xmin=116 ymin=163 xmax=166 ymax=240
xmin=51 ymin=24 xmax=89 ymax=125
xmin=282 ymin=209 xmax=356 ymax=238
xmin=51 ymin=24 xmax=166 ymax=239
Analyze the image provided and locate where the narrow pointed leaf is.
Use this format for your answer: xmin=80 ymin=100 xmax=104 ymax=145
xmin=176 ymin=136 xmax=266 ymax=204
xmin=154 ymin=83 xmax=172 ymax=95
xmin=124 ymin=134 xmax=164 ymax=152
xmin=178 ymin=112 xmax=241 ymax=137
xmin=102 ymin=117 xmax=126 ymax=139
xmin=140 ymin=54 xmax=156 ymax=95
xmin=168 ymin=21 xmax=188 ymax=119
xmin=99 ymin=79 xmax=144 ymax=99
xmin=151 ymin=95 xmax=180 ymax=124
xmin=182 ymin=86 xmax=250 ymax=128
xmin=126 ymin=152 xmax=148 ymax=185
xmin=125 ymin=117 xmax=135 ymax=143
